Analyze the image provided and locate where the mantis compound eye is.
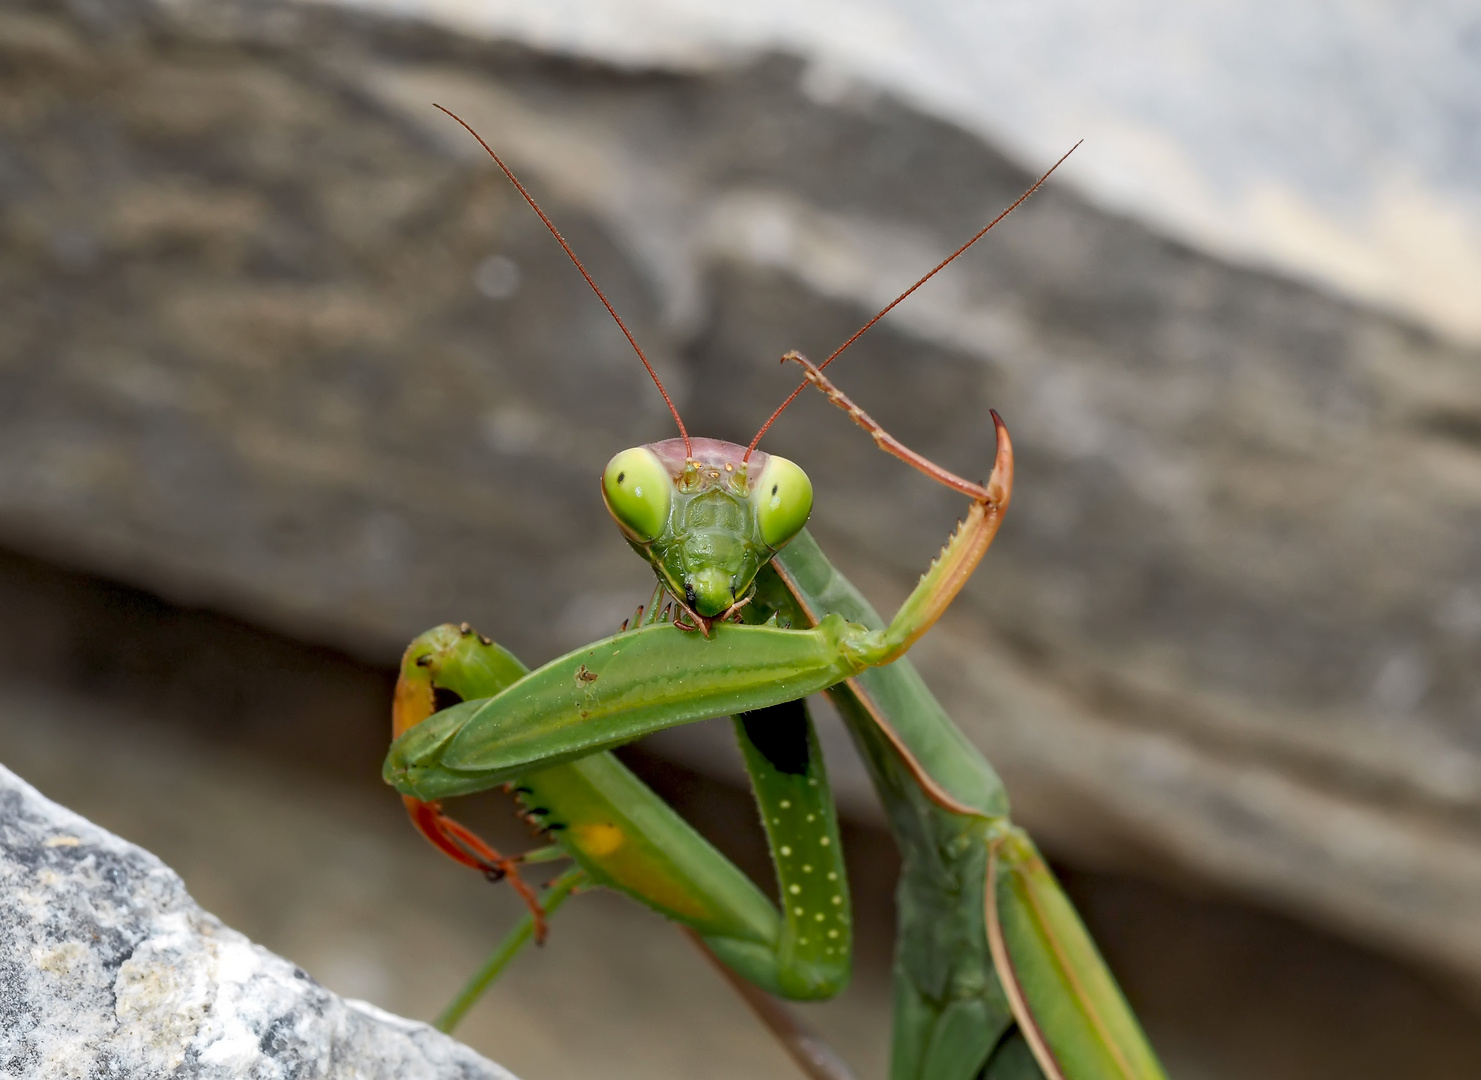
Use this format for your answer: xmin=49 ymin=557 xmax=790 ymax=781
xmin=602 ymin=447 xmax=673 ymax=542
xmin=753 ymin=454 xmax=813 ymax=548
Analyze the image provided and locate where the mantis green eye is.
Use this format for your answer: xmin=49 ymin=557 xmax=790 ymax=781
xmin=754 ymin=455 xmax=812 ymax=548
xmin=602 ymin=447 xmax=672 ymax=542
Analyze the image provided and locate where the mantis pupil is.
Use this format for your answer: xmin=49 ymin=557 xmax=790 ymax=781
xmin=617 ymin=472 xmax=626 ymax=483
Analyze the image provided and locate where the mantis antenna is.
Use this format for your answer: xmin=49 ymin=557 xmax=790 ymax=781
xmin=744 ymin=140 xmax=1082 ymax=461
xmin=435 ymin=105 xmax=693 ymax=458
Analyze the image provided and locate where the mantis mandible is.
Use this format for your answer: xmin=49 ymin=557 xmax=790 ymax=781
xmin=384 ymin=105 xmax=1166 ymax=1080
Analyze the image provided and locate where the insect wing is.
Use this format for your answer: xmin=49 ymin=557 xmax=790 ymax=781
xmin=987 ymin=830 xmax=1167 ymax=1080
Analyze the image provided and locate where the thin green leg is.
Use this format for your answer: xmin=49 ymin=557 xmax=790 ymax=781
xmin=435 ymin=868 xmax=588 ymax=1033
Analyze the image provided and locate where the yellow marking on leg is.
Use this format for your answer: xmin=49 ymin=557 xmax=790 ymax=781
xmin=572 ymin=822 xmax=625 ymax=857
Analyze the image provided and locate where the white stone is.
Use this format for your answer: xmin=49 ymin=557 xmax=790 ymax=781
xmin=0 ymin=763 xmax=520 ymax=1080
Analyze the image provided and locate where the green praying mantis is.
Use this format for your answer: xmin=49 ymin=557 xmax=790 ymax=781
xmin=383 ymin=106 xmax=1167 ymax=1080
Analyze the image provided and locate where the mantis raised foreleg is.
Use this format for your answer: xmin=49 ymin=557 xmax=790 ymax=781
xmin=383 ymin=107 xmax=1164 ymax=1079
xmin=768 ymin=527 xmax=1165 ymax=1080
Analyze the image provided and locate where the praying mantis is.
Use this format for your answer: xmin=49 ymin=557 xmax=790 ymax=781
xmin=384 ymin=106 xmax=1167 ymax=1080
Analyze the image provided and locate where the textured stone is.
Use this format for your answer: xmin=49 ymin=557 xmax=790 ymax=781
xmin=4 ymin=0 xmax=1481 ymax=990
xmin=0 ymin=761 xmax=518 ymax=1080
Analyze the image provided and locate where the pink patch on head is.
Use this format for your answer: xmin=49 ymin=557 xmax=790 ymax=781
xmin=648 ymin=438 xmax=766 ymax=487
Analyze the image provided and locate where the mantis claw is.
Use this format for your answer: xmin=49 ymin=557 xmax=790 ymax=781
xmin=395 ymin=628 xmax=555 ymax=942
xmin=403 ymin=795 xmax=551 ymax=942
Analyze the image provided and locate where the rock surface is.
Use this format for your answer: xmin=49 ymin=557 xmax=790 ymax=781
xmin=3 ymin=0 xmax=1481 ymax=989
xmin=0 ymin=762 xmax=518 ymax=1080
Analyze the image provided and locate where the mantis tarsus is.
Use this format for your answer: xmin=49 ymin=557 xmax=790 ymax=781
xmin=384 ymin=105 xmax=1166 ymax=1080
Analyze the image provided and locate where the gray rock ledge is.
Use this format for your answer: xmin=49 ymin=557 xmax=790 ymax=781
xmin=0 ymin=762 xmax=518 ymax=1080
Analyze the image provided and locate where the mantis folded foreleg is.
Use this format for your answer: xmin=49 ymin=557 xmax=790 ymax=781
xmin=394 ymin=617 xmax=853 ymax=1001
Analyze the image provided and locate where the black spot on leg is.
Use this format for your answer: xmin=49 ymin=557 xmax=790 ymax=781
xmin=739 ymin=698 xmax=811 ymax=775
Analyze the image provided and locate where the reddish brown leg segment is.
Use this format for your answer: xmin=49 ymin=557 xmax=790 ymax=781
xmin=744 ymin=142 xmax=1079 ymax=461
xmin=782 ymin=350 xmax=998 ymax=502
xmin=404 ymin=796 xmax=550 ymax=943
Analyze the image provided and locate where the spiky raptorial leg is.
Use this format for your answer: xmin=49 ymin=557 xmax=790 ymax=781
xmin=394 ymin=633 xmax=551 ymax=942
xmin=784 ymin=350 xmax=1013 ymax=664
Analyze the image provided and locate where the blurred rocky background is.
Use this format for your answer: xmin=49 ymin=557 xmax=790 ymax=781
xmin=3 ymin=0 xmax=1480 ymax=1077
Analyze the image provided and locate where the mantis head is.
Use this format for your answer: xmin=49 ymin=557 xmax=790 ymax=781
xmin=602 ymin=438 xmax=812 ymax=619
xmin=431 ymin=104 xmax=1059 ymax=623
